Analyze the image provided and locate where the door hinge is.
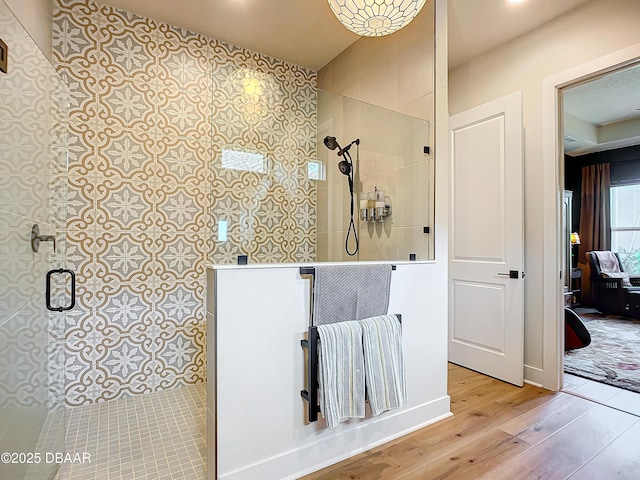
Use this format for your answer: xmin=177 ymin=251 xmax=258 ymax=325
xmin=0 ymin=38 xmax=8 ymax=74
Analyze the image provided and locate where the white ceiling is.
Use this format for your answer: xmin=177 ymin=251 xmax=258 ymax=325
xmin=447 ymin=0 xmax=591 ymax=68
xmin=97 ymin=0 xmax=592 ymax=71
xmin=563 ymin=63 xmax=640 ymax=156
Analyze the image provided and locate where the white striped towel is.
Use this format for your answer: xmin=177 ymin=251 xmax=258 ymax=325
xmin=359 ymin=314 xmax=406 ymax=416
xmin=317 ymin=321 xmax=366 ymax=429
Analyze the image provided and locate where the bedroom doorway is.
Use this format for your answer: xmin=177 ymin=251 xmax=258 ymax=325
xmin=558 ymin=60 xmax=640 ymax=402
xmin=541 ymin=43 xmax=640 ymax=394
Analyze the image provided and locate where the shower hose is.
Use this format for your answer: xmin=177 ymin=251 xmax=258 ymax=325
xmin=343 ymin=149 xmax=358 ymax=256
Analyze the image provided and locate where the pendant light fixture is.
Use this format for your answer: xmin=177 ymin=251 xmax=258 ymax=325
xmin=328 ymin=0 xmax=427 ymax=37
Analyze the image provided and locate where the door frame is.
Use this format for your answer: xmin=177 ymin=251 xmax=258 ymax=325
xmin=542 ymin=42 xmax=640 ymax=391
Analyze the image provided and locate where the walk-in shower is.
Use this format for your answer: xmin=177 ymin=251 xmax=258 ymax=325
xmin=0 ymin=0 xmax=436 ymax=477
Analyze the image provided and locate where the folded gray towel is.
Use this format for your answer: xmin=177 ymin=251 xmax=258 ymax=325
xmin=360 ymin=314 xmax=406 ymax=416
xmin=313 ymin=265 xmax=392 ymax=325
xmin=317 ymin=321 xmax=366 ymax=429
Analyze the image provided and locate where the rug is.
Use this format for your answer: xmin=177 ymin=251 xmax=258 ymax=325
xmin=564 ymin=309 xmax=640 ymax=393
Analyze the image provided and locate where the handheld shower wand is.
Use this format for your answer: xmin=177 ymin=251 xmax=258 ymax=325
xmin=323 ymin=135 xmax=360 ymax=256
xmin=323 ymin=136 xmax=360 ymax=176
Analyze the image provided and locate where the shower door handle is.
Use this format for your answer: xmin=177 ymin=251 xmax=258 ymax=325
xmin=46 ymin=269 xmax=76 ymax=312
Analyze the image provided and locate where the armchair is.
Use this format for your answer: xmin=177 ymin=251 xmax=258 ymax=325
xmin=586 ymin=251 xmax=640 ymax=316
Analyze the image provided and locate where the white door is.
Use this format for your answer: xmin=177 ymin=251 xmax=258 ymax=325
xmin=449 ymin=91 xmax=524 ymax=386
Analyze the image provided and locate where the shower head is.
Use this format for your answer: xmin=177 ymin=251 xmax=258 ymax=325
xmin=324 ymin=135 xmax=359 ymax=176
xmin=337 ymin=159 xmax=351 ymax=176
xmin=323 ymin=136 xmax=340 ymax=151
xmin=323 ymin=136 xmax=360 ymax=156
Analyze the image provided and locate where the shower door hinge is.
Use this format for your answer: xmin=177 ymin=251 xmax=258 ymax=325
xmin=0 ymin=38 xmax=8 ymax=73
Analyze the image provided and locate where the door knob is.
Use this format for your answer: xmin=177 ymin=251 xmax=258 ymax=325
xmin=497 ymin=270 xmax=519 ymax=279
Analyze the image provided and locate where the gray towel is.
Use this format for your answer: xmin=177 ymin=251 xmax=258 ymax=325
xmin=317 ymin=321 xmax=366 ymax=429
xmin=359 ymin=314 xmax=406 ymax=416
xmin=313 ymin=265 xmax=392 ymax=326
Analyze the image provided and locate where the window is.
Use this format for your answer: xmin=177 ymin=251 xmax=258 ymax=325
xmin=221 ymin=148 xmax=267 ymax=173
xmin=610 ymin=183 xmax=640 ymax=275
xmin=307 ymin=160 xmax=324 ymax=181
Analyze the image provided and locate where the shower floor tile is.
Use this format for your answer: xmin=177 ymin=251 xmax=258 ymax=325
xmin=55 ymin=383 xmax=206 ymax=480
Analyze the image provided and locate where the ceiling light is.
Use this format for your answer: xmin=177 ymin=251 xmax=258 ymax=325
xmin=508 ymin=0 xmax=526 ymax=3
xmin=328 ymin=0 xmax=427 ymax=37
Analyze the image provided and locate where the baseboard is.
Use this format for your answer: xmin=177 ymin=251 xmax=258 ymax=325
xmin=219 ymin=395 xmax=452 ymax=480
xmin=524 ymin=364 xmax=545 ymax=387
xmin=524 ymin=379 xmax=544 ymax=388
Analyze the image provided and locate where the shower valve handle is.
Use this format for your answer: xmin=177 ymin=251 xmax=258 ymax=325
xmin=31 ymin=224 xmax=56 ymax=253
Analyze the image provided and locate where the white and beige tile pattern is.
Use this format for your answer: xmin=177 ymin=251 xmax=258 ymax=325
xmin=210 ymin=47 xmax=318 ymax=264
xmin=53 ymin=0 xmax=317 ymax=406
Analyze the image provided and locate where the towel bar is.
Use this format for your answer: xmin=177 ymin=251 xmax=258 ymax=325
xmin=300 ymin=326 xmax=320 ymax=422
xmin=299 ymin=265 xmax=396 ymax=327
xmin=300 ymin=314 xmax=401 ymax=423
xmin=299 ymin=265 xmax=396 ymax=276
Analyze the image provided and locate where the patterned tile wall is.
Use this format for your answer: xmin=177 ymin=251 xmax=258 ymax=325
xmin=53 ymin=0 xmax=317 ymax=406
xmin=210 ymin=51 xmax=317 ymax=263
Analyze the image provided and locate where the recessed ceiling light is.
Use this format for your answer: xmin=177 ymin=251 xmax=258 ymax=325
xmin=508 ymin=0 xmax=526 ymax=4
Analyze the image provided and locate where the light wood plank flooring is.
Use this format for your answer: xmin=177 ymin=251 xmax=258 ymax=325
xmin=563 ymin=372 xmax=640 ymax=417
xmin=302 ymin=364 xmax=640 ymax=480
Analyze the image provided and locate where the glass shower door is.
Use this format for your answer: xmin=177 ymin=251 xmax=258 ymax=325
xmin=0 ymin=1 xmax=70 ymax=478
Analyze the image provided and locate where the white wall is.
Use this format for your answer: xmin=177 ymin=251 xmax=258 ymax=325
xmin=449 ymin=0 xmax=640 ymax=387
xmin=4 ymin=0 xmax=52 ymax=62
xmin=207 ymin=263 xmax=450 ymax=480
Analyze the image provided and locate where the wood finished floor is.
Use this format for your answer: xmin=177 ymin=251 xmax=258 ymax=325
xmin=302 ymin=363 xmax=640 ymax=480
xmin=563 ymin=371 xmax=640 ymax=417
